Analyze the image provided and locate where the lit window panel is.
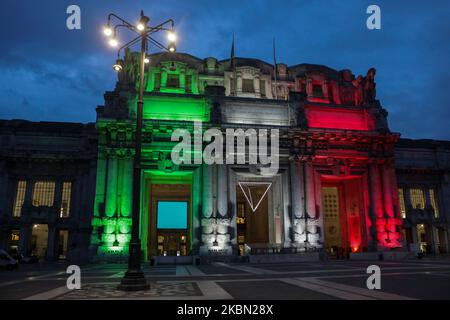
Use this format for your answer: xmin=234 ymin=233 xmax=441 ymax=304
xmin=429 ymin=189 xmax=439 ymax=218
xmin=398 ymin=188 xmax=406 ymax=218
xmin=409 ymin=188 xmax=425 ymax=210
xmin=32 ymin=181 xmax=55 ymax=207
xmin=13 ymin=181 xmax=26 ymax=217
xmin=60 ymin=182 xmax=72 ymax=218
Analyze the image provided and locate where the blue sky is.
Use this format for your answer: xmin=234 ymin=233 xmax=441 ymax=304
xmin=1 ymin=0 xmax=449 ymax=139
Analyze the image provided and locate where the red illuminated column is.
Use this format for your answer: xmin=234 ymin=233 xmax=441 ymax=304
xmin=369 ymin=161 xmax=387 ymax=248
xmin=305 ymin=162 xmax=316 ymax=219
xmin=382 ymin=162 xmax=395 ymax=218
xmin=382 ymin=161 xmax=402 ymax=247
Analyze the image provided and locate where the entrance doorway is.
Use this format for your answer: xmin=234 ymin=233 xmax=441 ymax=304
xmin=236 ymin=183 xmax=270 ymax=255
xmin=321 ymin=177 xmax=365 ymax=257
xmin=149 ymin=184 xmax=191 ymax=257
xmin=30 ymin=224 xmax=48 ymax=260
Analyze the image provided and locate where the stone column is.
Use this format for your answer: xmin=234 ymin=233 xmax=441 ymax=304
xmin=202 ymin=164 xmax=213 ymax=219
xmin=381 ymin=164 xmax=395 ymax=218
xmin=105 ymin=153 xmax=118 ymax=217
xmin=236 ymin=73 xmax=243 ymax=94
xmin=121 ymin=156 xmax=133 ymax=217
xmin=23 ymin=178 xmax=33 ymax=208
xmin=19 ymin=225 xmax=30 ymax=255
xmin=289 ymin=160 xmax=302 ymax=246
xmin=227 ymin=167 xmax=237 ymax=250
xmin=192 ymin=167 xmax=202 ymax=251
xmin=54 ymin=180 xmax=63 ymax=218
xmin=217 ymin=164 xmax=228 ymax=217
xmin=46 ymin=225 xmax=57 ymax=261
xmin=289 ymin=161 xmax=302 ymax=219
xmin=305 ymin=162 xmax=316 ymax=219
xmin=254 ymin=75 xmax=260 ymax=96
xmin=94 ymin=152 xmax=107 ymax=217
xmin=369 ymin=162 xmax=384 ymax=249
xmin=281 ymin=171 xmax=290 ymax=247
xmin=404 ymin=187 xmax=413 ymax=211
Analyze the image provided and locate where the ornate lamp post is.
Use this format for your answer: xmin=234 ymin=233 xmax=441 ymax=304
xmin=103 ymin=10 xmax=176 ymax=291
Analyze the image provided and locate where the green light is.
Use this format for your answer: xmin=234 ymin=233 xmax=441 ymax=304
xmin=142 ymin=95 xmax=210 ymax=122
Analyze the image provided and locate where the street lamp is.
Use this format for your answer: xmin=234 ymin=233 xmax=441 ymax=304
xmin=103 ymin=10 xmax=176 ymax=291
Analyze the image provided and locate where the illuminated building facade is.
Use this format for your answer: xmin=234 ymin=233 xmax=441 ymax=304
xmin=0 ymin=52 xmax=449 ymax=262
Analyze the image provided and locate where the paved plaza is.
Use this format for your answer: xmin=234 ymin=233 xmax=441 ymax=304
xmin=2 ymin=257 xmax=450 ymax=300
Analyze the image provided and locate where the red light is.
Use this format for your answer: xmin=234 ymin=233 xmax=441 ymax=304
xmin=305 ymin=106 xmax=375 ymax=131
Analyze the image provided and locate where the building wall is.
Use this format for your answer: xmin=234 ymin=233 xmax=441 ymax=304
xmin=0 ymin=120 xmax=97 ymax=263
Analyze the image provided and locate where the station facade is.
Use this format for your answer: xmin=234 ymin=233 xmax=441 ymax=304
xmin=0 ymin=52 xmax=449 ymax=262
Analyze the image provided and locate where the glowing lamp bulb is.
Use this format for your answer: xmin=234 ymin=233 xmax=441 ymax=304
xmin=109 ymin=38 xmax=118 ymax=47
xmin=167 ymin=31 xmax=176 ymax=42
xmin=136 ymin=23 xmax=145 ymax=31
xmin=144 ymin=57 xmax=150 ymax=64
xmin=103 ymin=26 xmax=112 ymax=36
xmin=113 ymin=64 xmax=122 ymax=72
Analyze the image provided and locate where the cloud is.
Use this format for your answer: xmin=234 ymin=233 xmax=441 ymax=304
xmin=0 ymin=0 xmax=449 ymax=139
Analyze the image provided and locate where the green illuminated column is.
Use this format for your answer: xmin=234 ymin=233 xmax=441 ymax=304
xmin=106 ymin=152 xmax=118 ymax=217
xmin=217 ymin=165 xmax=228 ymax=217
xmin=202 ymin=164 xmax=213 ymax=218
xmin=192 ymin=167 xmax=202 ymax=252
xmin=121 ymin=155 xmax=133 ymax=217
xmin=93 ymin=150 xmax=107 ymax=217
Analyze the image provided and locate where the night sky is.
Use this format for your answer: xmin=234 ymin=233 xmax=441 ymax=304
xmin=1 ymin=1 xmax=449 ymax=140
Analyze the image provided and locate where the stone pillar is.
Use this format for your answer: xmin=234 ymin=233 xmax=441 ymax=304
xmin=254 ymin=75 xmax=260 ymax=95
xmin=236 ymin=73 xmax=243 ymax=94
xmin=105 ymin=154 xmax=118 ymax=217
xmin=289 ymin=161 xmax=303 ymax=246
xmin=217 ymin=164 xmax=228 ymax=217
xmin=289 ymin=161 xmax=302 ymax=219
xmin=202 ymin=164 xmax=213 ymax=219
xmin=54 ymin=180 xmax=63 ymax=217
xmin=192 ymin=167 xmax=202 ymax=251
xmin=23 ymin=178 xmax=33 ymax=207
xmin=227 ymin=168 xmax=237 ymax=250
xmin=19 ymin=225 xmax=30 ymax=255
xmin=46 ymin=225 xmax=57 ymax=261
xmin=94 ymin=152 xmax=107 ymax=217
xmin=305 ymin=162 xmax=316 ymax=219
xmin=381 ymin=164 xmax=394 ymax=218
xmin=404 ymin=187 xmax=413 ymax=211
xmin=281 ymin=171 xmax=290 ymax=247
xmin=121 ymin=156 xmax=133 ymax=217
xmin=369 ymin=162 xmax=384 ymax=249
xmin=430 ymin=226 xmax=439 ymax=254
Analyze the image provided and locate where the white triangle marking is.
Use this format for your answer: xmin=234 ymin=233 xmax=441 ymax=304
xmin=238 ymin=182 xmax=272 ymax=212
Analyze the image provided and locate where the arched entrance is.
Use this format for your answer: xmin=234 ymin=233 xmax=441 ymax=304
xmin=321 ymin=176 xmax=366 ymax=257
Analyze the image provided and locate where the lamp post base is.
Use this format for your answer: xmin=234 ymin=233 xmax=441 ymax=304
xmin=117 ymin=241 xmax=149 ymax=291
xmin=117 ymin=270 xmax=150 ymax=291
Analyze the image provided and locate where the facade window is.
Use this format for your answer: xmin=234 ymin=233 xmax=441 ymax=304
xmin=32 ymin=181 xmax=55 ymax=207
xmin=398 ymin=188 xmax=406 ymax=218
xmin=410 ymin=188 xmax=425 ymax=210
xmin=13 ymin=180 xmax=26 ymax=217
xmin=166 ymin=74 xmax=179 ymax=88
xmin=260 ymin=80 xmax=266 ymax=97
xmin=429 ymin=189 xmax=439 ymax=218
xmin=242 ymin=79 xmax=255 ymax=93
xmin=312 ymin=84 xmax=324 ymax=97
xmin=60 ymin=182 xmax=72 ymax=218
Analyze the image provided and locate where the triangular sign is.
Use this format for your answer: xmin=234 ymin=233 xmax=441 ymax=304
xmin=238 ymin=182 xmax=272 ymax=212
